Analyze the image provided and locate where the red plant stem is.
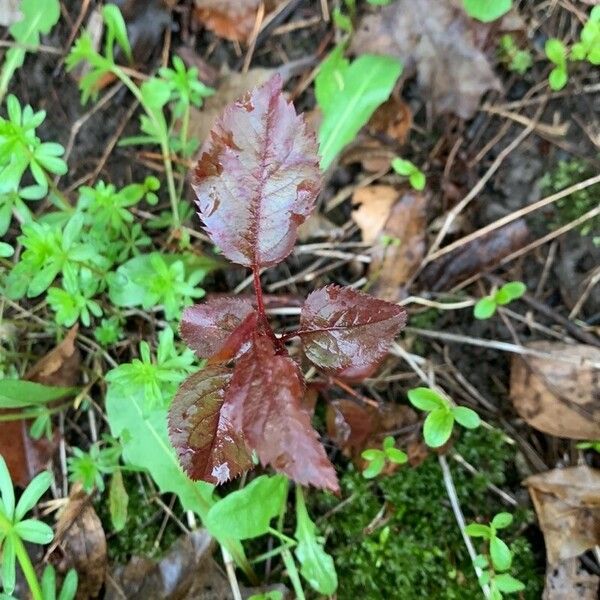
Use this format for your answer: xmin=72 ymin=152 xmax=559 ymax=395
xmin=331 ymin=377 xmax=379 ymax=408
xmin=252 ymin=266 xmax=266 ymax=319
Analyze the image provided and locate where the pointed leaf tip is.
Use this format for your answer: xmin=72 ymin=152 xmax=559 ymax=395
xmin=192 ymin=75 xmax=322 ymax=268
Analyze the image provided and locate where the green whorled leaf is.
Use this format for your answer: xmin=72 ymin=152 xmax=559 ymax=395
xmin=1 ymin=534 xmax=16 ymax=594
xmin=0 ymin=456 xmax=15 ymax=520
xmin=101 ymin=4 xmax=133 ymax=62
xmin=14 ymin=471 xmax=52 ymax=521
xmin=108 ymin=470 xmax=128 ymax=532
xmin=179 ymin=298 xmax=257 ymax=361
xmin=462 ymin=0 xmax=511 ymax=22
xmin=299 ymin=285 xmax=407 ymax=380
xmin=168 ymin=366 xmax=252 ymax=485
xmin=407 ymin=387 xmax=446 ymax=412
xmin=318 ymin=54 xmax=402 ymax=169
xmin=422 ymin=409 xmax=454 ymax=448
xmin=205 ymin=475 xmax=287 ymax=540
xmin=0 ymin=379 xmax=77 ymax=409
xmin=58 ymin=568 xmax=78 ymax=600
xmin=451 ymin=406 xmax=480 ymax=429
xmin=294 ymin=486 xmax=338 ymax=595
xmin=193 ymin=75 xmax=321 ymax=269
xmin=13 ymin=519 xmax=54 ymax=544
xmin=490 ymin=535 xmax=512 ymax=571
xmin=225 ymin=332 xmax=339 ymax=492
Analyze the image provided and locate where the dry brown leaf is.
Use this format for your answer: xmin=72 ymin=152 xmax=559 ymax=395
xmin=367 ymin=96 xmax=413 ymax=145
xmin=297 ymin=212 xmax=343 ymax=242
xmin=510 ymin=342 xmax=600 ymax=440
xmin=352 ymin=187 xmax=427 ymax=301
xmin=194 ymin=0 xmax=279 ymax=43
xmin=543 ymin=557 xmax=600 ymax=600
xmin=350 ymin=0 xmax=501 ymax=118
xmin=421 ymin=219 xmax=530 ymax=290
xmin=525 ymin=466 xmax=600 ymax=566
xmin=341 ymin=140 xmax=396 ymax=173
xmin=52 ymin=485 xmax=107 ymax=599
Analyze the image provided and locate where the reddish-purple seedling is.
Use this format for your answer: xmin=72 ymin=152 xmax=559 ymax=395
xmin=168 ymin=76 xmax=407 ymax=492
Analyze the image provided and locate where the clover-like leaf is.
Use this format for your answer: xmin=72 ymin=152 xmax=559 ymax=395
xmin=299 ymin=285 xmax=407 ymax=379
xmin=225 ymin=332 xmax=339 ymax=491
xmin=491 ymin=512 xmax=513 ymax=530
xmin=192 ymin=75 xmax=321 ymax=269
xmin=169 ymin=366 xmax=252 ymax=484
xmin=423 ymin=408 xmax=454 ymax=448
xmin=180 ymin=298 xmax=257 ymax=362
xmin=451 ymin=406 xmax=480 ymax=430
xmin=407 ymin=387 xmax=446 ymax=411
xmin=474 ymin=297 xmax=497 ymax=320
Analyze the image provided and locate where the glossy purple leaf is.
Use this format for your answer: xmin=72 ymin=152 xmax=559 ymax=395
xmin=168 ymin=366 xmax=252 ymax=484
xmin=299 ymin=285 xmax=407 ymax=378
xmin=192 ymin=75 xmax=321 ymax=269
xmin=225 ymin=332 xmax=339 ymax=492
xmin=180 ymin=298 xmax=257 ymax=362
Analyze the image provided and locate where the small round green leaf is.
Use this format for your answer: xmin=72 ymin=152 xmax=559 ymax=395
xmin=545 ymin=39 xmax=567 ymax=65
xmin=451 ymin=406 xmax=481 ymax=430
xmin=474 ymin=297 xmax=497 ymax=320
xmin=490 ymin=535 xmax=512 ymax=571
xmin=407 ymin=387 xmax=446 ymax=411
xmin=409 ymin=171 xmax=426 ymax=191
xmin=464 ymin=523 xmax=491 ymax=538
xmin=496 ymin=281 xmax=526 ymax=304
xmin=494 ymin=573 xmax=525 ymax=593
xmin=473 ymin=553 xmax=489 ymax=568
xmin=361 ymin=449 xmax=382 ymax=461
xmin=423 ymin=409 xmax=454 ymax=448
xmin=362 ymin=455 xmax=385 ymax=479
xmin=463 ymin=0 xmax=512 ymax=22
xmin=386 ymin=448 xmax=408 ymax=464
xmin=548 ymin=67 xmax=568 ymax=91
xmin=391 ymin=157 xmax=414 ymax=176
xmin=491 ymin=512 xmax=513 ymax=530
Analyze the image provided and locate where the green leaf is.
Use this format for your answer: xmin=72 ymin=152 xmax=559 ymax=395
xmin=361 ymin=448 xmax=382 ymax=461
xmin=1 ymin=534 xmax=16 ymax=594
xmin=109 ymin=470 xmax=129 ymax=533
xmin=205 ymin=475 xmax=287 ymax=540
xmin=494 ymin=573 xmax=525 ymax=593
xmin=463 ymin=0 xmax=512 ymax=22
xmin=386 ymin=447 xmax=408 ymax=464
xmin=451 ymin=406 xmax=481 ymax=430
xmin=248 ymin=593 xmax=283 ymax=600
xmin=41 ymin=565 xmax=57 ymax=600
xmin=464 ymin=523 xmax=492 ymax=538
xmin=495 ymin=281 xmax=526 ymax=304
xmin=318 ymin=54 xmax=402 ymax=169
xmin=490 ymin=535 xmax=512 ymax=571
xmin=407 ymin=387 xmax=446 ymax=411
xmin=0 ymin=242 xmax=14 ymax=257
xmin=314 ymin=44 xmax=349 ymax=114
xmin=474 ymin=297 xmax=497 ymax=319
xmin=294 ymin=487 xmax=338 ymax=595
xmin=14 ymin=471 xmax=52 ymax=521
xmin=0 ymin=380 xmax=77 ymax=409
xmin=362 ymin=454 xmax=385 ymax=479
xmin=409 ymin=170 xmax=426 ymax=191
xmin=13 ymin=519 xmax=54 ymax=544
xmin=423 ymin=409 xmax=454 ymax=448
xmin=473 ymin=553 xmax=489 ymax=568
xmin=545 ymin=39 xmax=567 ymax=66
xmin=548 ymin=66 xmax=568 ymax=91
xmin=0 ymin=456 xmax=15 ymax=520
xmin=391 ymin=158 xmax=415 ymax=177
xmin=102 ymin=4 xmax=132 ymax=62
xmin=58 ymin=569 xmax=78 ymax=600
xmin=491 ymin=512 xmax=513 ymax=530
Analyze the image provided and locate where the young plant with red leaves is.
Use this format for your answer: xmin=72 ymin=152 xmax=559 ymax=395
xmin=168 ymin=76 xmax=407 ymax=492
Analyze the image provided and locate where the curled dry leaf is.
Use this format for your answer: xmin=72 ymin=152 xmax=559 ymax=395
xmin=525 ymin=466 xmax=600 ymax=566
xmin=169 ymin=366 xmax=252 ymax=485
xmin=193 ymin=75 xmax=321 ymax=269
xmin=352 ymin=186 xmax=427 ymax=301
xmin=180 ymin=297 xmax=257 ymax=362
xmin=350 ymin=0 xmax=501 ymax=118
xmin=510 ymin=342 xmax=600 ymax=440
xmin=421 ymin=219 xmax=530 ymax=290
xmin=226 ymin=332 xmax=339 ymax=491
xmin=52 ymin=485 xmax=107 ymax=599
xmin=300 ymin=285 xmax=407 ymax=380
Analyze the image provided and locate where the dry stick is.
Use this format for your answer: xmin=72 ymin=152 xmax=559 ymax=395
xmin=222 ymin=547 xmax=243 ymax=600
xmin=569 ymin=266 xmax=600 ymax=320
xmin=242 ymin=1 xmax=265 ymax=74
xmin=427 ymin=173 xmax=600 ymax=264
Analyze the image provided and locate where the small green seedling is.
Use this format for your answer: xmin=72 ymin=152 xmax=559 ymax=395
xmin=545 ymin=39 xmax=568 ymax=90
xmin=474 ymin=281 xmax=526 ymax=320
xmin=0 ymin=456 xmax=77 ymax=600
xmin=408 ymin=387 xmax=480 ymax=448
xmin=498 ymin=35 xmax=533 ymax=74
xmin=361 ymin=436 xmax=408 ymax=479
xmin=463 ymin=0 xmax=512 ymax=23
xmin=391 ymin=157 xmax=426 ymax=191
xmin=466 ymin=513 xmax=525 ymax=599
xmin=577 ymin=440 xmax=600 ymax=453
xmin=571 ymin=6 xmax=600 ymax=65
xmin=67 ymin=439 xmax=121 ymax=493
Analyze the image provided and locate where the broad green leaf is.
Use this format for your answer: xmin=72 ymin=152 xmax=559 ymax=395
xmin=318 ymin=54 xmax=402 ymax=169
xmin=314 ymin=44 xmax=349 ymax=114
xmin=464 ymin=523 xmax=491 ymax=538
xmin=494 ymin=573 xmax=525 ymax=593
xmin=407 ymin=387 xmax=446 ymax=411
xmin=205 ymin=475 xmax=287 ymax=540
xmin=15 ymin=471 xmax=52 ymax=521
xmin=423 ymin=409 xmax=454 ymax=448
xmin=109 ymin=470 xmax=129 ymax=532
xmin=491 ymin=512 xmax=513 ymax=530
xmin=474 ymin=297 xmax=497 ymax=320
xmin=451 ymin=406 xmax=481 ymax=430
xmin=0 ymin=380 xmax=77 ymax=409
xmin=463 ymin=0 xmax=512 ymax=22
xmin=294 ymin=487 xmax=338 ymax=595
xmin=490 ymin=535 xmax=512 ymax=571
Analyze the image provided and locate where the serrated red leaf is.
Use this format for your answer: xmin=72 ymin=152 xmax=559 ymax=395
xmin=225 ymin=332 xmax=339 ymax=492
xmin=180 ymin=298 xmax=257 ymax=362
xmin=192 ymin=75 xmax=321 ymax=269
xmin=299 ymin=285 xmax=407 ymax=379
xmin=168 ymin=366 xmax=252 ymax=484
